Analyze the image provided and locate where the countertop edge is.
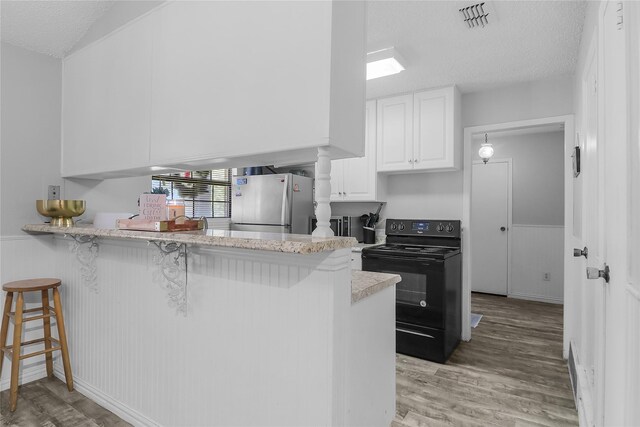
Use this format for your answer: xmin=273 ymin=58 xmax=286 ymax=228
xmin=22 ymin=224 xmax=357 ymax=255
xmin=351 ymin=270 xmax=401 ymax=304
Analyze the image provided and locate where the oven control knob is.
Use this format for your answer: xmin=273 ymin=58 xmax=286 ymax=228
xmin=437 ymin=223 xmax=445 ymax=232
xmin=399 ymin=224 xmax=405 ymax=231
xmin=391 ymin=223 xmax=398 ymax=231
xmin=446 ymin=224 xmax=454 ymax=233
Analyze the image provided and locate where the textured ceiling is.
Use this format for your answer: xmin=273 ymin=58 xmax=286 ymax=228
xmin=366 ymin=0 xmax=587 ymax=96
xmin=1 ymin=0 xmax=585 ymax=94
xmin=0 ymin=0 xmax=114 ymax=58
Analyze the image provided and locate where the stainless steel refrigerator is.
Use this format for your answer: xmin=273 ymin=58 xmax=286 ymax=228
xmin=231 ymin=173 xmax=314 ymax=234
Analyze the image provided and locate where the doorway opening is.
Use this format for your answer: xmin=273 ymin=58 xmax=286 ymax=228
xmin=462 ymin=115 xmax=575 ymax=343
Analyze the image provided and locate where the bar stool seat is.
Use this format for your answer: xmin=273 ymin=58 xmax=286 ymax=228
xmin=1 ymin=278 xmax=73 ymax=412
xmin=3 ymin=278 xmax=62 ymax=292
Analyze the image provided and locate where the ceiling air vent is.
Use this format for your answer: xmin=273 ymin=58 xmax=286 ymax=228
xmin=460 ymin=2 xmax=489 ymax=28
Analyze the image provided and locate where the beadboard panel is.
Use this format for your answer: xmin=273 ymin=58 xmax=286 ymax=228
xmin=0 ymin=236 xmax=58 ymax=391
xmin=50 ymin=236 xmax=352 ymax=426
xmin=510 ymin=225 xmax=564 ymax=303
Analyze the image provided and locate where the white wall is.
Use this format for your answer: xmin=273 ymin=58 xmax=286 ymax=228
xmin=0 ymin=42 xmax=64 ymax=389
xmin=462 ymin=76 xmax=574 ymax=127
xmin=472 ymin=131 xmax=565 ymax=226
xmin=0 ymin=43 xmax=63 ymax=235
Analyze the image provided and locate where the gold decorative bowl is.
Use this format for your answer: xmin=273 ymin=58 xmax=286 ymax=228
xmin=36 ymin=200 xmax=86 ymax=227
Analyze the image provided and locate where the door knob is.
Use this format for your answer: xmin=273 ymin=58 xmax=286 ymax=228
xmin=574 ymin=247 xmax=588 ymax=258
xmin=587 ymin=264 xmax=610 ymax=283
xmin=500 ymin=227 xmax=506 ymax=231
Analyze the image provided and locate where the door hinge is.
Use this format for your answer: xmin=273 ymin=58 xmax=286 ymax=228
xmin=617 ymin=2 xmax=623 ymax=30
xmin=594 ymin=78 xmax=598 ymax=94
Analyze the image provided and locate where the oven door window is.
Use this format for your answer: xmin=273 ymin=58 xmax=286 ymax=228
xmin=362 ymin=255 xmax=445 ymax=328
xmin=394 ymin=271 xmax=428 ymax=306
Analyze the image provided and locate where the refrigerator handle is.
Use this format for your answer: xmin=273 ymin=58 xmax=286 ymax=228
xmin=281 ymin=174 xmax=289 ymax=226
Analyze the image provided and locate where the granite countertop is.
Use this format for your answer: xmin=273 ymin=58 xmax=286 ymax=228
xmin=351 ymin=270 xmax=401 ymax=304
xmin=22 ymin=224 xmax=357 ymax=255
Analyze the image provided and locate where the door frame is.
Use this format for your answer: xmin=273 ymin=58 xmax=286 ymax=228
xmin=462 ymin=115 xmax=575 ymax=343
xmin=471 ymin=158 xmax=513 ymax=296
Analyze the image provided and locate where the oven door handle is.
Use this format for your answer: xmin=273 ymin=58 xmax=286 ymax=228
xmin=396 ymin=328 xmax=435 ymax=339
xmin=362 ymin=253 xmax=444 ymax=265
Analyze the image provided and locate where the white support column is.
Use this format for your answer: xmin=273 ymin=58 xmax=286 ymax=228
xmin=313 ymin=146 xmax=334 ymax=237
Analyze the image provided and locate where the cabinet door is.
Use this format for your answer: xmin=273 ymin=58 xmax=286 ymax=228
xmin=413 ymin=87 xmax=456 ymax=170
xmin=62 ymin=16 xmax=152 ymax=177
xmin=376 ymin=94 xmax=413 ymax=172
xmin=330 ymin=160 xmax=345 ymax=201
xmin=149 ymin=2 xmax=332 ymax=164
xmin=343 ymin=100 xmax=378 ymax=201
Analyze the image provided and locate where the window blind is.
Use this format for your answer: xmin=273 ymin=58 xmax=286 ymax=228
xmin=151 ymin=169 xmax=232 ymax=218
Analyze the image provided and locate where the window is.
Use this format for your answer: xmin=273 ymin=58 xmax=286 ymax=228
xmin=151 ymin=169 xmax=232 ymax=218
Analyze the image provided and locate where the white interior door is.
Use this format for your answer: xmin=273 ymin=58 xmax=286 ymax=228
xmin=573 ymin=29 xmax=606 ymax=425
xmin=471 ymin=160 xmax=510 ymax=295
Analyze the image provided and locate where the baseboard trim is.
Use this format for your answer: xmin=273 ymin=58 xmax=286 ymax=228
xmin=0 ymin=365 xmax=48 ymax=391
xmin=507 ymin=293 xmax=563 ymax=305
xmin=53 ymin=367 xmax=160 ymax=427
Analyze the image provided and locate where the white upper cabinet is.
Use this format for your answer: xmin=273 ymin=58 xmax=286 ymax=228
xmin=62 ymin=15 xmax=153 ymax=178
xmin=376 ymin=94 xmax=414 ymax=172
xmin=377 ymin=86 xmax=461 ymax=173
xmin=332 ymin=100 xmax=386 ymax=202
xmin=61 ymin=1 xmax=365 ymax=179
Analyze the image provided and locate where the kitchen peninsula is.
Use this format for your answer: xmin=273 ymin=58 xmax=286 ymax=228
xmin=22 ymin=224 xmax=399 ymax=426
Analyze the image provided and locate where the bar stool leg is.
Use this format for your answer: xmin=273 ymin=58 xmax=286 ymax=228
xmin=10 ymin=292 xmax=24 ymax=411
xmin=41 ymin=289 xmax=53 ymax=377
xmin=52 ymin=288 xmax=73 ymax=391
xmin=0 ymin=291 xmax=14 ymax=378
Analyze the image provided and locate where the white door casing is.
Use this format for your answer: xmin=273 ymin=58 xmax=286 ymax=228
xmin=624 ymin=2 xmax=640 ymax=426
xmin=462 ymin=115 xmax=575 ymax=342
xmin=471 ymin=160 xmax=511 ymax=296
xmin=600 ymin=2 xmax=632 ymax=425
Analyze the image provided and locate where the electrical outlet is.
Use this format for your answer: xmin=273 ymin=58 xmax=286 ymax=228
xmin=543 ymin=272 xmax=551 ymax=281
xmin=48 ymin=185 xmax=60 ymax=200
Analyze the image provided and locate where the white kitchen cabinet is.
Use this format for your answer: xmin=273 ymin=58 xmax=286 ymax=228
xmin=149 ymin=1 xmax=365 ymax=167
xmin=376 ymin=94 xmax=414 ymax=172
xmin=377 ymin=87 xmax=461 ymax=173
xmin=61 ymin=1 xmax=365 ymax=179
xmin=332 ymin=100 xmax=386 ymax=202
xmin=62 ymin=14 xmax=153 ymax=178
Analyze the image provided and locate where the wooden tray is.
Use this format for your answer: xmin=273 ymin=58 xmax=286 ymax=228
xmin=116 ymin=218 xmax=205 ymax=232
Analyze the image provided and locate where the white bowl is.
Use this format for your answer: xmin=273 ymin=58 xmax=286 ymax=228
xmin=93 ymin=212 xmax=134 ymax=229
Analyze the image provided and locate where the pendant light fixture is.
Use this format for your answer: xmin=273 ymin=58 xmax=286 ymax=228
xmin=478 ymin=133 xmax=494 ymax=164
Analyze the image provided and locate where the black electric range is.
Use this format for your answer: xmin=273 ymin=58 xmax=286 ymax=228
xmin=362 ymin=219 xmax=462 ymax=363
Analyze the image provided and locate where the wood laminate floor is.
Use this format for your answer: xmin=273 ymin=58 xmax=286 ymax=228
xmin=1 ymin=293 xmax=576 ymax=426
xmin=394 ymin=292 xmax=578 ymax=427
xmin=0 ymin=376 xmax=131 ymax=427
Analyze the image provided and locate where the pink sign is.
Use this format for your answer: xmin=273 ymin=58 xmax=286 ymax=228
xmin=139 ymin=194 xmax=167 ymax=221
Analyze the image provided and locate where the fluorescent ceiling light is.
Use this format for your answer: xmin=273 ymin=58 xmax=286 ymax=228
xmin=367 ymin=47 xmax=405 ymax=80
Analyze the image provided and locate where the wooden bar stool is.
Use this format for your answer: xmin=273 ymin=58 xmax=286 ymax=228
xmin=0 ymin=278 xmax=73 ymax=411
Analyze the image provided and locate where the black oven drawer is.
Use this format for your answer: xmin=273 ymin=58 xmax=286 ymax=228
xmin=396 ymin=323 xmax=451 ymax=363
